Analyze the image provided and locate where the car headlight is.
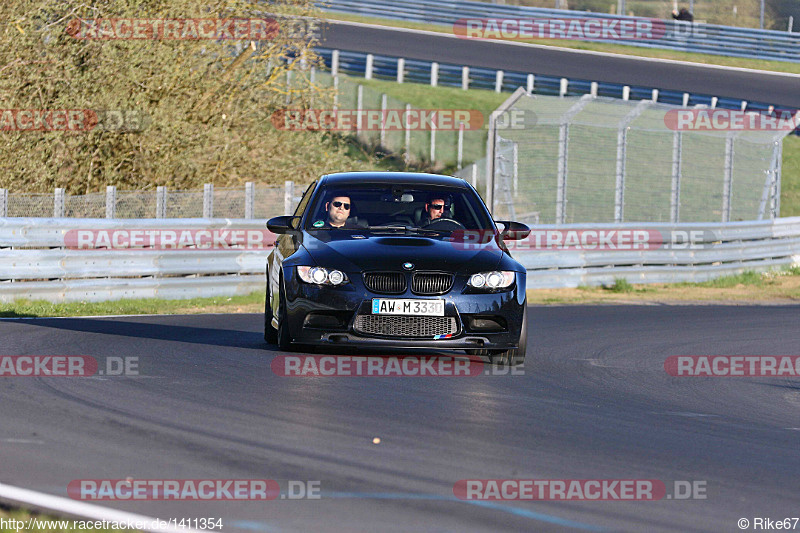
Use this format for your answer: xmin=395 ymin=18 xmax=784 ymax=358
xmin=467 ymin=271 xmax=515 ymax=289
xmin=297 ymin=266 xmax=348 ymax=286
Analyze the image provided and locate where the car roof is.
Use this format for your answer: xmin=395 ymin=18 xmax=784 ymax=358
xmin=319 ymin=172 xmax=470 ymax=189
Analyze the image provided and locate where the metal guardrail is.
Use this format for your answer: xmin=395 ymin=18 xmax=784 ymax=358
xmin=1 ymin=217 xmax=798 ymax=301
xmin=0 ymin=218 xmax=273 ymax=303
xmin=321 ymin=0 xmax=800 ymax=63
xmin=316 ymin=48 xmax=785 ymax=118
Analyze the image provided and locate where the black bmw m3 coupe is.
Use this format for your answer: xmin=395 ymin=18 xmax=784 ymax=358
xmin=265 ymin=172 xmax=531 ymax=365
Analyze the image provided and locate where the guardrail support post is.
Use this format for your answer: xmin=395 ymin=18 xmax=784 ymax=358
xmin=285 ymin=70 xmax=292 ymax=105
xmin=462 ymin=66 xmax=469 ymax=90
xmin=622 ymin=86 xmax=630 ymax=101
xmin=156 ymin=186 xmax=167 ymax=218
xmin=431 ymin=62 xmax=439 ymax=87
xmin=590 ymin=82 xmax=598 ymax=97
xmin=430 ymin=126 xmax=436 ymax=163
xmin=682 ymin=93 xmax=690 ymax=107
xmin=245 ymin=182 xmax=254 ymax=219
xmin=333 ymin=75 xmax=339 ymax=110
xmin=365 ymin=53 xmax=374 ymax=80
xmin=105 ymin=185 xmax=116 ymax=219
xmin=331 ymin=49 xmax=339 ymax=77
xmin=54 ymin=188 xmax=65 ymax=218
xmin=651 ymin=89 xmax=659 ymax=102
xmin=741 ymin=100 xmax=748 ymax=111
xmin=495 ymin=71 xmax=504 ymax=93
xmin=0 ymin=188 xmax=7 ymax=217
xmin=560 ymin=78 xmax=568 ymax=97
xmin=203 ymin=183 xmax=214 ymax=218
xmin=284 ymin=180 xmax=295 ymax=216
xmin=397 ymin=58 xmax=405 ymax=83
xmin=526 ymin=74 xmax=534 ymax=94
xmin=711 ymin=96 xmax=718 ymax=108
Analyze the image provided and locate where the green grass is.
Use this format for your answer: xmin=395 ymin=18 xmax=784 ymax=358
xmin=0 ymin=292 xmax=265 ymax=318
xmin=323 ymin=12 xmax=800 ymax=75
xmin=605 ymin=278 xmax=635 ymax=292
xmin=781 ymin=136 xmax=800 ymax=217
xmin=0 ymin=505 xmax=138 ymax=532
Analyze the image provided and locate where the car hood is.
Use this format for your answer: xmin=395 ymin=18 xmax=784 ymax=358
xmin=301 ymin=232 xmax=504 ymax=274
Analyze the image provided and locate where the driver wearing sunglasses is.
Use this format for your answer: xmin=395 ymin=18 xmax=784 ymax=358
xmin=420 ymin=196 xmax=446 ymax=226
xmin=323 ymin=195 xmax=357 ymax=228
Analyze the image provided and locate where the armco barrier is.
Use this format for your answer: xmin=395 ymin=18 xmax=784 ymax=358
xmin=1 ymin=217 xmax=799 ymax=302
xmin=321 ymin=0 xmax=800 ymax=63
xmin=0 ymin=218 xmax=273 ymax=303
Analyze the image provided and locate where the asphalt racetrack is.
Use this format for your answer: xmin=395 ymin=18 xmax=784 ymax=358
xmin=317 ymin=20 xmax=800 ymax=109
xmin=1 ymin=305 xmax=799 ymax=531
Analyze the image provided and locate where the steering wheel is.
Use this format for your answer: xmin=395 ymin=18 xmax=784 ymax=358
xmin=422 ymin=217 xmax=465 ymax=230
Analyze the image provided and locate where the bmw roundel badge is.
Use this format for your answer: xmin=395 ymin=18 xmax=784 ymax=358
xmin=403 ymin=262 xmax=414 ymax=270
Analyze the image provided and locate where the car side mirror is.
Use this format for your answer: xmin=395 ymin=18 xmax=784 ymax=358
xmin=267 ymin=215 xmax=301 ymax=234
xmin=495 ymin=221 xmax=531 ymax=240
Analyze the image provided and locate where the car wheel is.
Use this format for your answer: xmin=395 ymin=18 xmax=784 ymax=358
xmin=276 ymin=274 xmax=294 ymax=351
xmin=490 ymin=303 xmax=527 ymax=367
xmin=264 ymin=278 xmax=277 ymax=344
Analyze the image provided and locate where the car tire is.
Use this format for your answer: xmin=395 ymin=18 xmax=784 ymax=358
xmin=264 ymin=278 xmax=278 ymax=344
xmin=489 ymin=303 xmax=527 ymax=367
xmin=276 ymin=274 xmax=294 ymax=352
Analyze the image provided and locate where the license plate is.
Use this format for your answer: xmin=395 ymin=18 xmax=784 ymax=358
xmin=371 ymin=299 xmax=445 ymax=316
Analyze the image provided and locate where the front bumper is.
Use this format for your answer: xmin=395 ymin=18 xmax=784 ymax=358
xmin=282 ymin=269 xmax=526 ymax=351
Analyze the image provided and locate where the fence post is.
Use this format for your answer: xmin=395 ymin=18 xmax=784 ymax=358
xmin=105 ymin=185 xmax=116 ymax=219
xmin=670 ymin=132 xmax=682 ymax=223
xmin=560 ymin=78 xmax=568 ymax=97
xmin=380 ymin=93 xmax=387 ymax=147
xmin=651 ymin=89 xmax=659 ymax=102
xmin=356 ymin=84 xmax=363 ymax=137
xmin=622 ymin=85 xmax=630 ymax=101
xmin=590 ymin=82 xmax=598 ymax=97
xmin=156 ymin=186 xmax=167 ymax=218
xmin=397 ymin=58 xmax=405 ymax=83
xmin=711 ymin=96 xmax=718 ymax=108
xmin=284 ymin=180 xmax=295 ymax=216
xmin=431 ymin=62 xmax=439 ymax=87
xmin=245 ymin=182 xmax=254 ymax=219
xmin=457 ymin=122 xmax=464 ymax=170
xmin=615 ymin=100 xmax=651 ymax=223
xmin=741 ymin=100 xmax=748 ymax=111
xmin=365 ymin=53 xmax=374 ymax=80
xmin=772 ymin=140 xmax=782 ymax=218
xmin=462 ymin=66 xmax=469 ymax=90
xmin=285 ymin=70 xmax=292 ymax=105
xmin=682 ymin=93 xmax=690 ymax=107
xmin=331 ymin=49 xmax=339 ymax=76
xmin=203 ymin=183 xmax=214 ymax=218
xmin=54 ymin=188 xmax=65 ymax=218
xmin=722 ymin=135 xmax=735 ymax=222
xmin=430 ymin=125 xmax=436 ymax=163
xmin=0 ymin=188 xmax=7 ymax=217
xmin=527 ymin=74 xmax=534 ymax=94
xmin=555 ymin=95 xmax=592 ymax=224
xmin=404 ymin=103 xmax=411 ymax=165
xmin=333 ymin=75 xmax=339 ymax=110
xmin=495 ymin=70 xmax=504 ymax=93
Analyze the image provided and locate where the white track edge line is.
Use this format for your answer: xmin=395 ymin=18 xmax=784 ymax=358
xmin=322 ymin=18 xmax=800 ymax=79
xmin=0 ymin=482 xmax=200 ymax=533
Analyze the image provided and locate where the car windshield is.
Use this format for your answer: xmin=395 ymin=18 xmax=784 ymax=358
xmin=304 ymin=184 xmax=494 ymax=232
